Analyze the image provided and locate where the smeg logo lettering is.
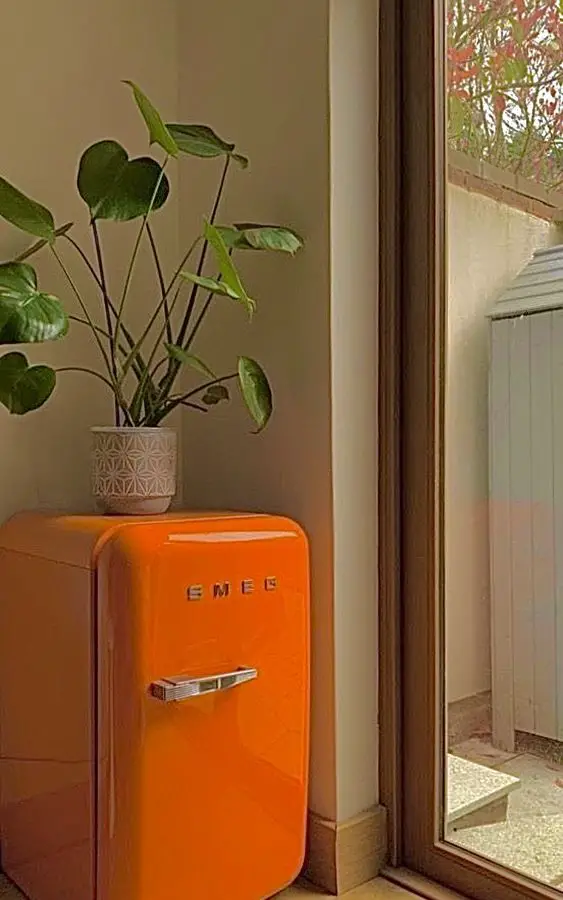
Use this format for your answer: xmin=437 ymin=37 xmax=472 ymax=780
xmin=186 ymin=577 xmax=277 ymax=601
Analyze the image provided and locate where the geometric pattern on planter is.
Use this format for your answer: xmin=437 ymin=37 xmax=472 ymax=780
xmin=91 ymin=428 xmax=177 ymax=498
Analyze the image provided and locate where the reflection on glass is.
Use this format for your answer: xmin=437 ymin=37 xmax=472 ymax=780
xmin=445 ymin=0 xmax=563 ymax=889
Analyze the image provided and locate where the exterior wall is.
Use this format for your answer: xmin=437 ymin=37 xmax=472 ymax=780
xmin=0 ymin=0 xmax=179 ymax=521
xmin=446 ymin=184 xmax=557 ymax=703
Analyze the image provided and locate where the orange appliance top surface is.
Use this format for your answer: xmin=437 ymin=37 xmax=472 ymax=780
xmin=0 ymin=510 xmax=287 ymax=569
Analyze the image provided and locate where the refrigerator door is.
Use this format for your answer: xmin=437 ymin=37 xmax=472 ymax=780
xmin=96 ymin=515 xmax=309 ymax=900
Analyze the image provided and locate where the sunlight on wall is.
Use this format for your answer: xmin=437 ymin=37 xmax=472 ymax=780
xmin=446 ymin=184 xmax=557 ymax=702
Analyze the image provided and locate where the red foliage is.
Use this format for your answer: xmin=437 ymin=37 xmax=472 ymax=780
xmin=448 ymin=0 xmax=563 ymax=190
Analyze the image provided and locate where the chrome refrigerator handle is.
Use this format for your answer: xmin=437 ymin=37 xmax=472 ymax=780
xmin=150 ymin=666 xmax=258 ymax=702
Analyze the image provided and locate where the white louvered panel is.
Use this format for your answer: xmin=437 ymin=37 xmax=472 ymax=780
xmin=529 ymin=313 xmax=557 ymax=739
xmin=508 ymin=316 xmax=534 ymax=735
xmin=490 ymin=318 xmax=515 ymax=751
xmin=552 ymin=310 xmax=563 ymax=740
xmin=490 ymin=276 xmax=563 ymax=745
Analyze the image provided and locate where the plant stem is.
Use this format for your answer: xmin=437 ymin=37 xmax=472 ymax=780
xmin=141 ymin=400 xmax=209 ymax=426
xmin=62 ymin=235 xmax=103 ymax=290
xmin=148 ymin=372 xmax=238 ymax=424
xmin=146 ymin=222 xmax=172 ymax=343
xmin=68 ymin=274 xmax=154 ymax=388
xmin=184 ymin=403 xmax=209 ymax=413
xmin=141 ymin=281 xmax=183 ymax=384
xmin=91 ymin=220 xmax=120 ymax=425
xmin=163 ymin=238 xmax=204 ymax=299
xmin=184 ymin=291 xmax=213 ymax=351
xmin=150 ymin=358 xmax=168 ymax=379
xmin=117 ymin=237 xmax=200 ymax=385
xmin=157 ymin=156 xmax=232 ymax=405
xmin=69 ymin=315 xmax=110 ymax=338
xmin=114 ymin=158 xmax=169 ymax=357
xmin=64 ymin=232 xmax=147 ymax=386
xmin=69 ymin=317 xmax=145 ymax=381
xmin=50 ymin=245 xmax=130 ymax=421
xmin=56 ymin=367 xmax=116 ymax=393
xmin=135 ymin=277 xmax=195 ymax=416
xmin=13 ymin=222 xmax=74 ymax=263
xmin=177 ymin=372 xmax=238 ymax=401
xmin=57 ymin=368 xmax=134 ymax=426
xmin=50 ymin=246 xmax=113 ymax=379
xmin=175 ymin=156 xmax=231 ymax=350
xmin=64 ymin=238 xmax=135 ymax=346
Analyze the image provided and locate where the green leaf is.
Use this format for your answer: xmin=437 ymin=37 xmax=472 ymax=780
xmin=512 ymin=21 xmax=525 ymax=44
xmin=77 ymin=141 xmax=169 ymax=221
xmin=167 ymin=124 xmax=232 ymax=156
xmin=14 ymin=222 xmax=74 ymax=263
xmin=0 ymin=351 xmax=56 ymax=414
xmin=238 ymin=224 xmax=303 ymax=254
xmin=98 ymin=159 xmax=169 ymax=221
xmin=515 ymin=58 xmax=528 ymax=81
xmin=78 ymin=141 xmax=128 ymax=217
xmin=164 ymin=343 xmax=216 ymax=379
xmin=448 ymin=95 xmax=467 ymax=139
xmin=202 ymin=383 xmax=230 ymax=405
xmin=166 ymin=124 xmax=249 ymax=168
xmin=0 ymin=263 xmax=68 ymax=343
xmin=238 ymin=356 xmax=272 ymax=432
xmin=214 ymin=227 xmax=244 ymax=250
xmin=503 ymin=57 xmax=527 ymax=85
xmin=232 ymin=154 xmax=249 ymax=170
xmin=204 ymin=221 xmax=256 ymax=315
xmin=219 ymin=223 xmax=304 ymax=254
xmin=0 ymin=177 xmax=55 ymax=242
xmin=124 ymin=81 xmax=178 ymax=157
xmin=179 ymin=271 xmax=240 ymax=300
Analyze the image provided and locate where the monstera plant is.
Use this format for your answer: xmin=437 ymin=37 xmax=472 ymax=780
xmin=0 ymin=82 xmax=303 ymax=514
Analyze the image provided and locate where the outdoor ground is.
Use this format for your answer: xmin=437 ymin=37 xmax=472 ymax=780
xmin=449 ymin=736 xmax=563 ymax=887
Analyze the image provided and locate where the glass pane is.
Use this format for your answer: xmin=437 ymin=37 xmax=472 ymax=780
xmin=444 ymin=0 xmax=563 ymax=889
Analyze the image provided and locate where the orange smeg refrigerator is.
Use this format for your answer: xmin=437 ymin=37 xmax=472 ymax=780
xmin=0 ymin=512 xmax=310 ymax=900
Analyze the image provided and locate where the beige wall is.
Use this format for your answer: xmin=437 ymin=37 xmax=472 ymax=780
xmin=0 ymin=0 xmax=380 ymax=827
xmin=177 ymin=0 xmax=337 ymax=821
xmin=446 ymin=184 xmax=556 ymax=702
xmin=330 ymin=0 xmax=379 ymax=822
xmin=178 ymin=0 xmax=379 ymax=823
xmin=0 ymin=0 xmax=179 ymax=521
xmin=4 ymin=0 xmax=561 ymax=836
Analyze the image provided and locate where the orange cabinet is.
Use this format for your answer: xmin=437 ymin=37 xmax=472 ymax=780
xmin=0 ymin=512 xmax=310 ymax=900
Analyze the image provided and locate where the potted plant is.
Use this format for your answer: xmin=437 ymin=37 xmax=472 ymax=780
xmin=0 ymin=82 xmax=303 ymax=514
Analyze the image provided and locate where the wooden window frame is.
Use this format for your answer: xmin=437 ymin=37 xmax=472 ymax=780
xmin=378 ymin=0 xmax=563 ymax=898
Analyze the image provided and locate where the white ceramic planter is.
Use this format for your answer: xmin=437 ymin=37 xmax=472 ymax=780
xmin=91 ymin=427 xmax=177 ymax=515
